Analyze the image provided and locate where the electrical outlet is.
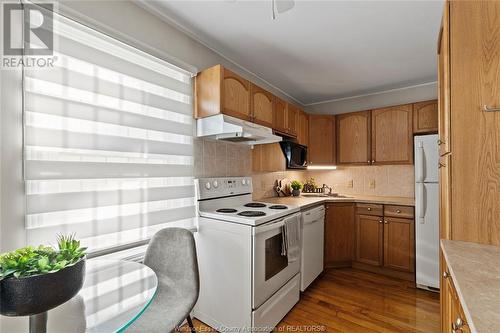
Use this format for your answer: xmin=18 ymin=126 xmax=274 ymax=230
xmin=369 ymin=180 xmax=375 ymax=189
xmin=347 ymin=180 xmax=353 ymax=188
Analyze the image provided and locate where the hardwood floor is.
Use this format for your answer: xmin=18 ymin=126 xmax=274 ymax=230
xmin=183 ymin=268 xmax=440 ymax=333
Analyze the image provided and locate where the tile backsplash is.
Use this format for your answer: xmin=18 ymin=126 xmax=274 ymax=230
xmin=194 ymin=139 xmax=414 ymax=199
xmin=251 ymin=165 xmax=414 ymax=200
xmin=194 ymin=138 xmax=252 ymax=177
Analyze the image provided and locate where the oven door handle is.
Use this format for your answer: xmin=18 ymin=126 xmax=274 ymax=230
xmin=254 ymin=213 xmax=300 ymax=235
xmin=254 ymin=220 xmax=285 ymax=235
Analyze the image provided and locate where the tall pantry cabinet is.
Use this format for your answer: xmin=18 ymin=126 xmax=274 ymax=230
xmin=439 ymin=1 xmax=500 ymax=332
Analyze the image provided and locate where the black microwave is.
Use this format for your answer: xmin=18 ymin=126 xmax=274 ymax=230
xmin=279 ymin=141 xmax=307 ymax=169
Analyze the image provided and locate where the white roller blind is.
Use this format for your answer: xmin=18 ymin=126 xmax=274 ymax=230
xmin=23 ymin=9 xmax=196 ymax=256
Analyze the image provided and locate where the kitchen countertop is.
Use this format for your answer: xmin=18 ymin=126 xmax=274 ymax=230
xmin=441 ymin=240 xmax=500 ymax=333
xmin=258 ymin=194 xmax=414 ymax=210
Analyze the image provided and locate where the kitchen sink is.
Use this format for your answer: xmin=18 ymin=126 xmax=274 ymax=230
xmin=301 ymin=193 xmax=352 ymax=198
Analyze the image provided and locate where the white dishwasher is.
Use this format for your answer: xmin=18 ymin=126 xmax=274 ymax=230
xmin=300 ymin=205 xmax=325 ymax=291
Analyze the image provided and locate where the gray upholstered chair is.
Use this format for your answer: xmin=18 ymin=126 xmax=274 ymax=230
xmin=127 ymin=228 xmax=199 ymax=333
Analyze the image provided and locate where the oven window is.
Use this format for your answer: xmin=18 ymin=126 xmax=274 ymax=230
xmin=265 ymin=234 xmax=288 ymax=281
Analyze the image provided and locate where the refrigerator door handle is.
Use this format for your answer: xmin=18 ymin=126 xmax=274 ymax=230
xmin=417 ymin=183 xmax=426 ymax=224
xmin=415 ymin=141 xmax=425 ymax=182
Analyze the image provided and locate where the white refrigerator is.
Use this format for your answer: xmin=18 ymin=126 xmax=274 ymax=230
xmin=414 ymin=135 xmax=439 ymax=291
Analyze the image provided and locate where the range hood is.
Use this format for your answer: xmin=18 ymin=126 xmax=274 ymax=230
xmin=196 ymin=114 xmax=282 ymax=145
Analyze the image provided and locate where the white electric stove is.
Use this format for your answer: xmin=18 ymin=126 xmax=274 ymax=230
xmin=194 ymin=177 xmax=301 ymax=333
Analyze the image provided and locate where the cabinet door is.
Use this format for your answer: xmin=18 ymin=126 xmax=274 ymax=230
xmin=383 ymin=217 xmax=414 ymax=272
xmin=441 ymin=254 xmax=453 ymax=333
xmin=251 ymin=143 xmax=285 ymax=172
xmin=449 ymin=0 xmax=500 ymax=245
xmin=250 ymin=84 xmax=274 ymax=127
xmin=273 ymin=97 xmax=288 ymax=134
xmin=336 ymin=111 xmax=371 ymax=165
xmin=438 ymin=1 xmax=451 ymax=156
xmin=222 ymin=68 xmax=251 ymax=121
xmin=297 ymin=111 xmax=309 ymax=146
xmin=413 ymin=100 xmax=438 ymax=134
xmin=308 ymin=115 xmax=335 ymax=165
xmin=286 ymin=104 xmax=298 ymax=137
xmin=439 ymin=154 xmax=451 ymax=240
xmin=324 ymin=203 xmax=355 ymax=267
xmin=355 ymin=214 xmax=383 ymax=266
xmin=371 ymin=104 xmax=413 ymax=164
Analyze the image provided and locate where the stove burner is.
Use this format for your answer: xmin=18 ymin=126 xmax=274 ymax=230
xmin=244 ymin=202 xmax=266 ymax=208
xmin=216 ymin=208 xmax=237 ymax=213
xmin=237 ymin=211 xmax=266 ymax=217
xmin=269 ymin=205 xmax=288 ymax=210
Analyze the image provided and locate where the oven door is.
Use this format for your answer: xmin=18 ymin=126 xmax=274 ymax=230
xmin=252 ymin=213 xmax=301 ymax=309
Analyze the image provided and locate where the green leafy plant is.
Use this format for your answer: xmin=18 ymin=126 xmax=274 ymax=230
xmin=0 ymin=235 xmax=86 ymax=281
xmin=291 ymin=180 xmax=303 ymax=190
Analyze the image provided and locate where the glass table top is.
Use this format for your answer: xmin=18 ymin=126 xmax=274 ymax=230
xmin=0 ymin=260 xmax=158 ymax=333
xmin=46 ymin=259 xmax=158 ymax=333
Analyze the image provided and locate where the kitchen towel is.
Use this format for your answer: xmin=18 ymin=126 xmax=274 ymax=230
xmin=282 ymin=214 xmax=300 ymax=263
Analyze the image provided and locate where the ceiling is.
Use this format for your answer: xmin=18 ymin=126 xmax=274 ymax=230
xmin=144 ymin=0 xmax=444 ymax=106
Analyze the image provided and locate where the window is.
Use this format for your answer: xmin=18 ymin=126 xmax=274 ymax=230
xmin=23 ymin=9 xmax=196 ymax=257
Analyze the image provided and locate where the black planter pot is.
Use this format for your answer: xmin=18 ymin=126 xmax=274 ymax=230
xmin=0 ymin=259 xmax=86 ymax=316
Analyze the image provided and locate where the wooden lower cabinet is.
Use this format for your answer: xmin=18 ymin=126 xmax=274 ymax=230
xmin=441 ymin=254 xmax=470 ymax=333
xmin=354 ymin=204 xmax=415 ymax=280
xmin=383 ymin=217 xmax=415 ymax=272
xmin=324 ymin=203 xmax=355 ymax=268
xmin=355 ymin=214 xmax=384 ymax=266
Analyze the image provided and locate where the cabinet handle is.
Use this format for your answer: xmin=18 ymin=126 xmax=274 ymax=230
xmin=396 ymin=209 xmax=401 ymax=214
xmin=452 ymin=317 xmax=464 ymax=333
xmin=443 ymin=271 xmax=450 ymax=279
xmin=484 ymin=105 xmax=500 ymax=112
xmin=378 ymin=220 xmax=383 ymax=224
xmin=367 ymin=207 xmax=371 ymax=211
xmin=384 ymin=220 xmax=388 ymax=224
xmin=371 ymin=160 xmax=375 ymax=164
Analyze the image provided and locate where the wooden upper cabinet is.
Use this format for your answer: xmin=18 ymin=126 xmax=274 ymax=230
xmin=195 ymin=64 xmax=251 ymax=121
xmin=250 ymin=83 xmax=274 ymax=127
xmin=286 ymin=104 xmax=299 ymax=137
xmin=371 ymin=104 xmax=413 ymax=165
xmin=324 ymin=203 xmax=355 ymax=268
xmin=308 ymin=115 xmax=335 ymax=165
xmin=413 ymin=100 xmax=438 ymax=134
xmin=383 ymin=217 xmax=414 ymax=272
xmin=297 ymin=111 xmax=309 ymax=146
xmin=355 ymin=214 xmax=383 ymax=266
xmin=222 ymin=68 xmax=251 ymax=120
xmin=438 ymin=1 xmax=451 ymax=156
xmin=273 ymin=97 xmax=288 ymax=134
xmin=252 ymin=143 xmax=285 ymax=172
xmin=336 ymin=111 xmax=371 ymax=165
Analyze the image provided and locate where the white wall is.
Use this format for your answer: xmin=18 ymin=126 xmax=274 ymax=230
xmin=305 ymin=82 xmax=437 ymax=114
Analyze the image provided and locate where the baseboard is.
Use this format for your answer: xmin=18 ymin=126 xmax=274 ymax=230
xmin=352 ymin=262 xmax=415 ymax=282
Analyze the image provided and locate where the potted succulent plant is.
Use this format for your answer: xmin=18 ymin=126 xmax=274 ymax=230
xmin=0 ymin=235 xmax=87 ymax=316
xmin=291 ymin=180 xmax=303 ymax=196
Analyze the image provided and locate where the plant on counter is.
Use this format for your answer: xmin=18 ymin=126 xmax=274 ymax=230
xmin=0 ymin=234 xmax=86 ymax=281
xmin=291 ymin=180 xmax=303 ymax=190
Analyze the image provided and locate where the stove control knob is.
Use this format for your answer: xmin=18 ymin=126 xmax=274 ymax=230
xmin=205 ymin=182 xmax=211 ymax=190
xmin=213 ymin=180 xmax=219 ymax=188
xmin=241 ymin=179 xmax=246 ymax=185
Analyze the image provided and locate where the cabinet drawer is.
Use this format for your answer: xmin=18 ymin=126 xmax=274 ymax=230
xmin=384 ymin=205 xmax=414 ymax=219
xmin=356 ymin=203 xmax=383 ymax=216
